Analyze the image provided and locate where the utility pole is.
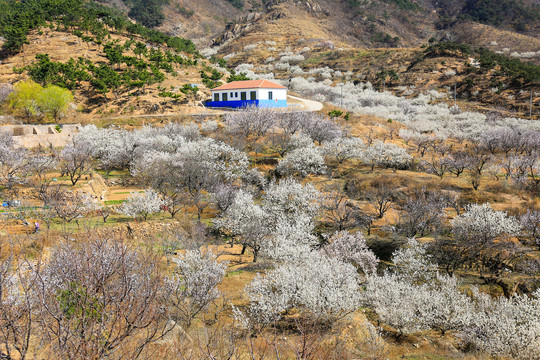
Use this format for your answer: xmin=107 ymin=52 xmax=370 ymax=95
xmin=531 ymin=90 xmax=534 ymax=119
xmin=340 ymin=83 xmax=343 ymax=108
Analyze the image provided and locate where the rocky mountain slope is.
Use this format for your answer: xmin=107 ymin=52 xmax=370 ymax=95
xmin=148 ymin=0 xmax=540 ymax=51
xmin=102 ymin=0 xmax=539 ymax=118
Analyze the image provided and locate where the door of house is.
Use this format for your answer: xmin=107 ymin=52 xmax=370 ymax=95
xmin=241 ymin=92 xmax=247 ymax=100
xmin=250 ymin=91 xmax=256 ymax=100
xmin=223 ymin=93 xmax=228 ymax=102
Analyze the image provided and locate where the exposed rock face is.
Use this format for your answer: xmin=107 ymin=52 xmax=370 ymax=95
xmin=212 ymin=13 xmax=263 ymax=46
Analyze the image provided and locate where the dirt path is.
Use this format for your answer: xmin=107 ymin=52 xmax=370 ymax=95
xmin=287 ymin=95 xmax=324 ymax=112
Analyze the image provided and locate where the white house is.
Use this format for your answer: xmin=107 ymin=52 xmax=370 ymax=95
xmin=207 ymin=79 xmax=287 ymax=108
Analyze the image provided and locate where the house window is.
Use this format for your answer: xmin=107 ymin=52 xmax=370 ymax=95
xmin=268 ymin=91 xmax=273 ymax=100
xmin=223 ymin=93 xmax=228 ymax=102
xmin=250 ymin=91 xmax=256 ymax=100
xmin=214 ymin=93 xmax=219 ymax=102
xmin=235 ymin=92 xmax=238 ymax=97
xmin=241 ymin=92 xmax=246 ymax=100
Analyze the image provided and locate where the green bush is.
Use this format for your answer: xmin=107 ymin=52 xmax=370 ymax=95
xmin=328 ymin=110 xmax=344 ymax=118
xmin=227 ymin=71 xmax=250 ymax=82
xmin=462 ymin=0 xmax=540 ymax=32
xmin=226 ymin=0 xmax=244 ymax=10
xmin=176 ymin=6 xmax=194 ymax=18
xmin=37 ymin=85 xmax=74 ymax=120
xmin=125 ymin=0 xmax=167 ymax=28
xmin=8 ymin=80 xmax=43 ymax=117
xmin=8 ymin=80 xmax=74 ymax=119
xmin=200 ymin=68 xmax=223 ymax=89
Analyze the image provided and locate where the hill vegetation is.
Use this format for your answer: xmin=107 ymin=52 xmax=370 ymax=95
xmin=424 ymin=42 xmax=540 ymax=85
xmin=461 ymin=0 xmax=540 ymax=32
xmin=0 ymin=0 xmax=215 ymax=118
xmin=0 ymin=0 xmax=196 ymax=54
xmin=123 ymin=0 xmax=168 ymax=28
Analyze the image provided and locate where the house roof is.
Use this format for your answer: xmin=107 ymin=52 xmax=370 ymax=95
xmin=211 ymin=79 xmax=287 ymax=91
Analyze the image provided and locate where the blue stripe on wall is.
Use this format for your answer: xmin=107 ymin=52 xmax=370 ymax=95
xmin=206 ymin=100 xmax=288 ymax=108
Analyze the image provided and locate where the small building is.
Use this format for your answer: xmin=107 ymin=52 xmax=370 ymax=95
xmin=207 ymin=79 xmax=288 ymax=108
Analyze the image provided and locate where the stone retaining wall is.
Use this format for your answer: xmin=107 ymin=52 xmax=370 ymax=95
xmin=0 ymin=124 xmax=80 ymax=148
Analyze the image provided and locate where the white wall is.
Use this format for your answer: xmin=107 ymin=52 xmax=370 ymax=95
xmin=212 ymin=88 xmax=287 ymax=101
xmin=256 ymin=88 xmax=287 ymax=100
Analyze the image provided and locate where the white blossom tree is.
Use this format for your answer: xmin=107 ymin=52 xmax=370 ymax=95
xmin=218 ymin=177 xmax=324 ymax=263
xmin=241 ymin=252 xmax=361 ymax=326
xmin=364 ymin=273 xmax=427 ymax=336
xmin=365 ymin=239 xmax=475 ymax=337
xmin=297 ymin=113 xmax=342 ymax=144
xmin=41 ymin=186 xmax=95 ymax=233
xmin=119 ymin=189 xmax=163 ymax=221
xmin=452 ymin=203 xmax=521 ymax=240
xmin=0 ymin=243 xmax=38 ymax=360
xmin=364 ymin=272 xmax=475 ymax=337
xmin=322 ymin=231 xmax=379 ymax=276
xmin=391 ymin=238 xmax=437 ymax=283
xmin=362 ymin=141 xmax=411 ymax=171
xmin=322 ymin=136 xmax=364 ymax=164
xmin=225 ymin=106 xmax=277 ymax=140
xmin=211 ymin=182 xmax=239 ymax=214
xmin=76 ymin=125 xmax=135 ymax=173
xmin=415 ymin=273 xmax=475 ymax=335
xmin=290 ymin=132 xmax=315 ymax=149
xmin=165 ymin=250 xmax=228 ymax=327
xmin=462 ymin=289 xmax=540 ymax=359
xmin=0 ymin=131 xmax=30 ymax=191
xmin=262 ymin=178 xmax=320 ymax=224
xmin=451 ymin=204 xmax=522 ymax=280
xmin=261 ymin=178 xmax=321 ymax=260
xmin=217 ymin=190 xmax=270 ymax=262
xmin=133 ymin=138 xmax=248 ymax=220
xmin=263 ymin=213 xmax=317 ymax=262
xmin=276 ymin=145 xmax=326 ymax=177
xmin=27 ymin=152 xmax=58 ymax=196
xmin=59 ymin=139 xmax=94 ymax=186
xmin=35 ymin=237 xmax=168 ymax=359
xmin=521 ymin=209 xmax=540 ymax=249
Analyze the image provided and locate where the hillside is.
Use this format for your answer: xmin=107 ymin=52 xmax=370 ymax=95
xmin=217 ymin=38 xmax=540 ymax=118
xmin=147 ymin=0 xmax=540 ymax=117
xmin=3 ymin=29 xmax=225 ymax=122
xmin=0 ymin=0 xmax=537 ymax=121
xmin=0 ymin=0 xmax=245 ymax=122
xmin=152 ymin=0 xmax=540 ymax=50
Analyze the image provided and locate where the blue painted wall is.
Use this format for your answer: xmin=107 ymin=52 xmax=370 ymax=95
xmin=206 ymin=100 xmax=287 ymax=108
